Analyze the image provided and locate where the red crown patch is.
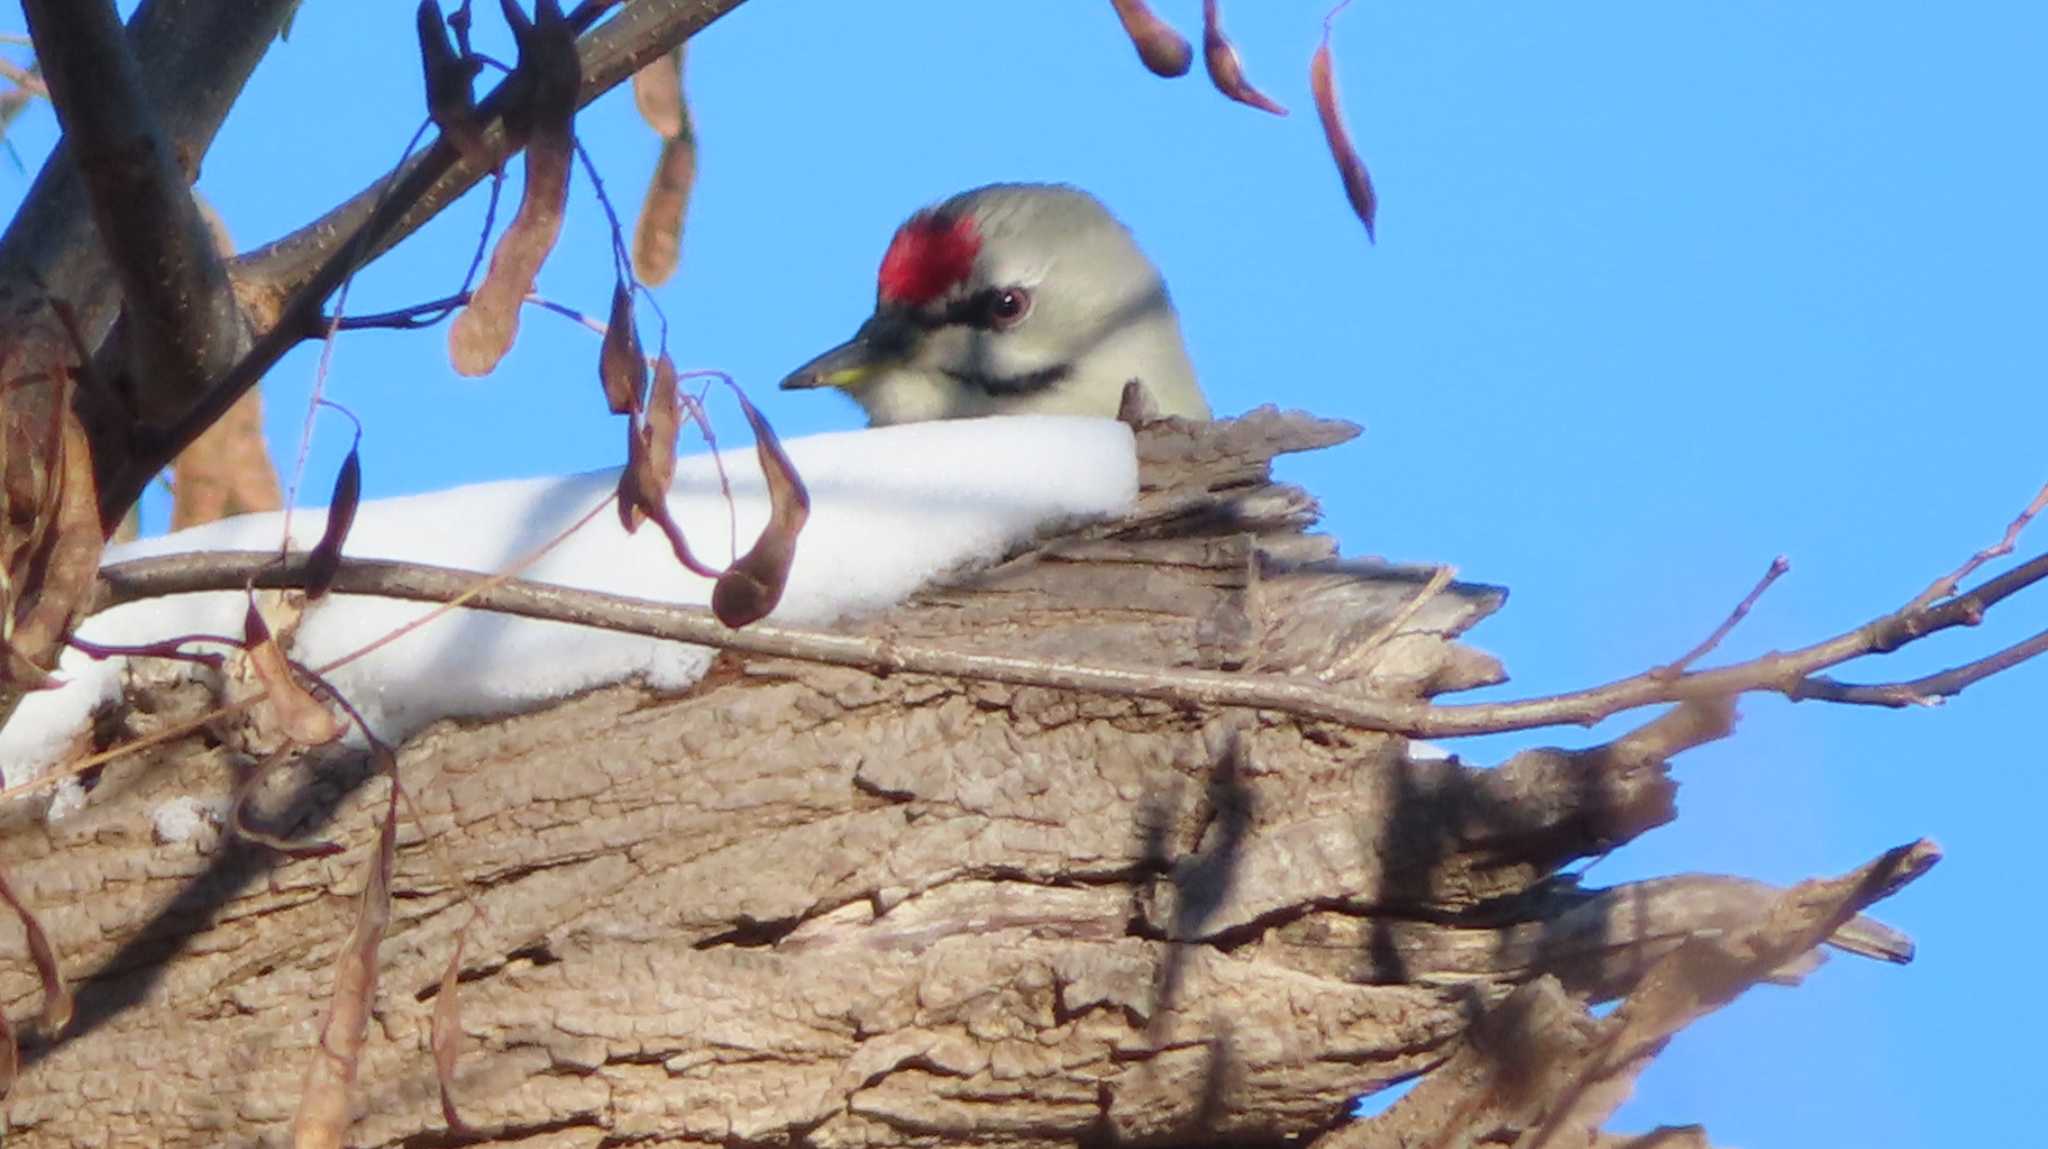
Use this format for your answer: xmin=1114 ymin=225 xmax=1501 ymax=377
xmin=878 ymin=210 xmax=981 ymax=306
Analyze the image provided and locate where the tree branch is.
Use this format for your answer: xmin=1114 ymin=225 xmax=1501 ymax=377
xmin=89 ymin=532 xmax=2048 ymax=738
xmin=16 ymin=0 xmax=268 ymax=539
xmin=96 ymin=0 xmax=751 ymax=523
xmin=1793 ymin=626 xmax=2048 ymax=708
xmin=0 ymin=0 xmax=296 ymax=340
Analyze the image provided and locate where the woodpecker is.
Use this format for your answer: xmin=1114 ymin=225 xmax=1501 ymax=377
xmin=779 ymin=183 xmax=1211 ymax=424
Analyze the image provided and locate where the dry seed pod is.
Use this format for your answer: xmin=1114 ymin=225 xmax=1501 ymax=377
xmin=432 ymin=916 xmax=477 ymax=1135
xmin=599 ymin=278 xmax=647 ymax=415
xmin=447 ymin=120 xmax=571 ymax=375
xmin=0 ymin=865 xmax=71 ymax=1037
xmin=448 ymin=0 xmax=582 ymax=374
xmin=632 ymin=46 xmax=694 ymax=285
xmin=417 ymin=0 xmax=486 ymax=167
xmin=1311 ymin=10 xmax=1378 ymax=242
xmin=616 ymin=353 xmax=680 ymax=533
xmin=1202 ymin=0 xmax=1287 ymax=115
xmin=1109 ymin=0 xmax=1193 ymax=78
xmin=632 ymin=45 xmax=685 ymax=139
xmin=617 ymin=357 xmax=720 ymax=578
xmin=634 ymin=136 xmax=696 ymax=286
xmin=304 ymin=433 xmax=362 ymax=601
xmin=241 ymin=600 xmax=345 ymax=746
xmin=291 ymin=769 xmax=399 ymax=1149
xmin=711 ymin=390 xmax=809 ymax=628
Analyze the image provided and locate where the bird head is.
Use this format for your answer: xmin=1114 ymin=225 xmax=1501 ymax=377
xmin=780 ymin=183 xmax=1209 ymax=424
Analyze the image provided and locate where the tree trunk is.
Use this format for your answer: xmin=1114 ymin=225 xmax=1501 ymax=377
xmin=0 ymin=409 xmax=1910 ymax=1148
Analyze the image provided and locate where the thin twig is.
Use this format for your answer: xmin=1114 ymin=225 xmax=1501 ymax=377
xmin=0 ymin=58 xmax=46 ymax=96
xmin=88 ymin=535 xmax=2048 ymax=741
xmin=1907 ymin=480 xmax=2048 ymax=611
xmin=325 ymin=291 xmax=604 ymax=337
xmin=1652 ymin=555 xmax=1790 ymax=679
xmin=1794 ymin=626 xmax=2048 ymax=708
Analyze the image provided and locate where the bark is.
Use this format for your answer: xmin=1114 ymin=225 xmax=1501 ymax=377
xmin=0 ymin=410 xmax=1917 ymax=1147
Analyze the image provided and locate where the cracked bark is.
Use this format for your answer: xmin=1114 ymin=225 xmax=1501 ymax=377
xmin=0 ymin=411 xmax=1918 ymax=1147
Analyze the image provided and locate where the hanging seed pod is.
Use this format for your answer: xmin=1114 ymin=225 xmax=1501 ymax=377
xmin=1311 ymin=6 xmax=1379 ymax=242
xmin=1109 ymin=0 xmax=1193 ymax=78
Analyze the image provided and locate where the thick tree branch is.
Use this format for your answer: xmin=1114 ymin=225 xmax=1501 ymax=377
xmin=88 ymin=531 xmax=2048 ymax=738
xmin=96 ymin=0 xmax=750 ymax=523
xmin=0 ymin=0 xmax=295 ymax=339
xmin=18 ymin=0 xmax=257 ymax=524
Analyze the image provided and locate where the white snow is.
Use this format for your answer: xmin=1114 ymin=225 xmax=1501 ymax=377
xmin=150 ymin=795 xmax=224 ymax=844
xmin=1 ymin=416 xmax=1138 ymax=791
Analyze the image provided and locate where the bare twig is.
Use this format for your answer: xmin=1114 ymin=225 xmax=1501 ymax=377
xmin=88 ymin=526 xmax=2048 ymax=740
xmin=1794 ymin=626 xmax=2048 ymax=708
xmin=0 ymin=57 xmax=46 ymax=96
xmin=1652 ymin=555 xmax=1789 ymax=679
xmin=1907 ymin=480 xmax=2048 ymax=610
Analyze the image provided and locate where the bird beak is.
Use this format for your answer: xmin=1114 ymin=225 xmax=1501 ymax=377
xmin=779 ymin=333 xmax=883 ymax=392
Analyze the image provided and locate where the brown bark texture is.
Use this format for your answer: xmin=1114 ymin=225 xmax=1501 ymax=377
xmin=0 ymin=410 xmax=1915 ymax=1147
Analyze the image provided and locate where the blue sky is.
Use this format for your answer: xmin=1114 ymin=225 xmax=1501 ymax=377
xmin=7 ymin=2 xmax=2047 ymax=1143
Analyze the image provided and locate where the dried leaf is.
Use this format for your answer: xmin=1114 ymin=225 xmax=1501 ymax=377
xmin=291 ymin=767 xmax=400 ymax=1149
xmin=230 ymin=747 xmax=345 ymax=858
xmin=712 ymin=390 xmax=809 ymax=628
xmin=1109 ymin=0 xmax=1193 ymax=78
xmin=416 ymin=0 xmax=486 ymax=168
xmin=449 ymin=0 xmax=580 ymax=375
xmin=598 ymin=278 xmax=647 ymax=416
xmin=304 ymin=433 xmax=362 ymax=601
xmin=1201 ymin=0 xmax=1287 ymax=115
xmin=0 ymin=862 xmax=72 ymax=1035
xmin=1 ymin=338 xmax=102 ymax=687
xmin=432 ymin=913 xmax=478 ymax=1135
xmin=1311 ymin=8 xmax=1378 ymax=242
xmin=243 ymin=600 xmax=345 ymax=747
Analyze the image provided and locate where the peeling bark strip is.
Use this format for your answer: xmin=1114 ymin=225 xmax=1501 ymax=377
xmin=0 ymin=413 xmax=1925 ymax=1146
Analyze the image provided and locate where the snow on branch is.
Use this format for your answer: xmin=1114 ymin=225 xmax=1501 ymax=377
xmin=56 ymin=415 xmax=2048 ymax=768
xmin=0 ymin=416 xmax=1138 ymax=790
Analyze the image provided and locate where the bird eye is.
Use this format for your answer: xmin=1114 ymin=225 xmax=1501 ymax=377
xmin=987 ymin=287 xmax=1032 ymax=329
